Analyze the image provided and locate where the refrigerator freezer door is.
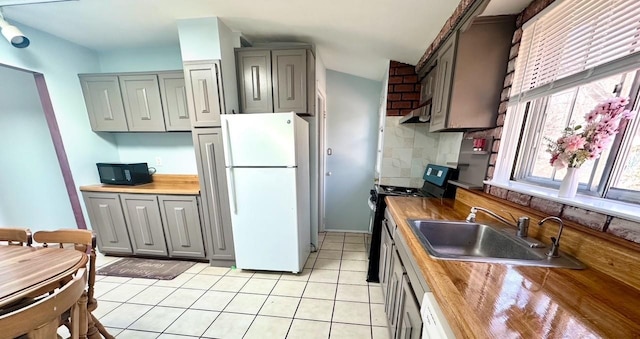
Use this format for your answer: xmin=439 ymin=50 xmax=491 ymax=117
xmin=222 ymin=113 xmax=297 ymax=167
xmin=228 ymin=167 xmax=304 ymax=272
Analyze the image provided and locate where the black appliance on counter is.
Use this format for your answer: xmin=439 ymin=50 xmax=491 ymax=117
xmin=97 ymin=163 xmax=153 ymax=186
xmin=366 ymin=164 xmax=458 ymax=282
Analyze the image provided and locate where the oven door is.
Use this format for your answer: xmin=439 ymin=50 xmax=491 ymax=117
xmin=365 ymin=193 xmax=376 ymax=254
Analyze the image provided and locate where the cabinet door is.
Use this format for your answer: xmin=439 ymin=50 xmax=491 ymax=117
xmin=396 ymin=276 xmax=423 ymax=339
xmin=82 ymin=192 xmax=132 ymax=254
xmin=430 ymin=32 xmax=457 ymax=132
xmin=272 ymin=49 xmax=307 ymax=113
xmin=193 ymin=129 xmax=235 ymax=261
xmin=79 ymin=75 xmax=128 ymax=132
xmin=236 ymin=50 xmax=273 ymax=113
xmin=159 ymin=195 xmax=206 ymax=258
xmin=119 ymin=75 xmax=166 ymax=131
xmin=379 ymin=219 xmax=393 ymax=301
xmin=387 ymin=247 xmax=406 ymax=334
xmin=121 ymin=194 xmax=168 ymax=256
xmin=184 ymin=60 xmax=225 ymax=127
xmin=159 ymin=72 xmax=191 ymax=131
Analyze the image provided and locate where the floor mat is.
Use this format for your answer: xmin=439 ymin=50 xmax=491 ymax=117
xmin=97 ymin=258 xmax=196 ymax=280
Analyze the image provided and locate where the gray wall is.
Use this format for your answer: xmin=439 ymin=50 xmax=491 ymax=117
xmin=325 ymin=70 xmax=382 ymax=231
xmin=0 ymin=67 xmax=76 ymax=230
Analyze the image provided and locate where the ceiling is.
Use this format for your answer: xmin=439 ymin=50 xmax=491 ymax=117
xmin=2 ymin=0 xmax=530 ymax=80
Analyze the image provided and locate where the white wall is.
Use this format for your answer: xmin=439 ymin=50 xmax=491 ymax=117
xmin=99 ymin=45 xmax=183 ymax=72
xmin=113 ymin=133 xmax=197 ymax=174
xmin=0 ymin=23 xmax=119 ymax=229
xmin=0 ymin=67 xmax=76 ymax=230
xmin=325 ymin=70 xmax=382 ymax=232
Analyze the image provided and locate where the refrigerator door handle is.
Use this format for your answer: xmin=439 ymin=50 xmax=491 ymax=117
xmin=227 ymin=168 xmax=238 ymax=214
xmin=222 ymin=119 xmax=233 ymax=166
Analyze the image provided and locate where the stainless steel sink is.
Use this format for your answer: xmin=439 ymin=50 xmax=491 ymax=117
xmin=408 ymin=219 xmax=585 ymax=269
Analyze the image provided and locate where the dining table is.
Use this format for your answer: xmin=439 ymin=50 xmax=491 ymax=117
xmin=0 ymin=245 xmax=88 ymax=309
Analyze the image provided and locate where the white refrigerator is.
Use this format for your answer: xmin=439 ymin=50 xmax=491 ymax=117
xmin=221 ymin=112 xmax=310 ymax=273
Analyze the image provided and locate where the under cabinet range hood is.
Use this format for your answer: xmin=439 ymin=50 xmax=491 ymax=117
xmin=400 ymin=102 xmax=430 ymax=124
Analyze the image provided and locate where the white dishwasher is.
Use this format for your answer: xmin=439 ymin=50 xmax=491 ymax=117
xmin=420 ymin=292 xmax=455 ymax=338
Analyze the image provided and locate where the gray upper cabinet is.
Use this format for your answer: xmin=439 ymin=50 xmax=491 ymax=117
xmin=193 ymin=129 xmax=235 ymax=262
xmin=272 ymin=49 xmax=307 ymax=113
xmin=159 ymin=195 xmax=206 ymax=258
xmin=80 ymin=75 xmax=128 ymax=132
xmin=159 ymin=72 xmax=191 ymax=131
xmin=236 ymin=50 xmax=273 ymax=113
xmin=120 ymin=194 xmax=168 ymax=256
xmin=184 ymin=60 xmax=225 ymax=128
xmin=428 ymin=16 xmax=515 ymax=132
xmin=235 ymin=47 xmax=316 ymax=115
xmin=119 ymin=75 xmax=166 ymax=132
xmin=82 ymin=192 xmax=132 ymax=254
xmin=430 ymin=32 xmax=457 ymax=132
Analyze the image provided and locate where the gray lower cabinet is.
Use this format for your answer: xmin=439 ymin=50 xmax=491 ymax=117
xmin=184 ymin=60 xmax=225 ymax=127
xmin=119 ymin=75 xmax=166 ymax=132
xmin=159 ymin=195 xmax=206 ymax=258
xmin=79 ymin=76 xmax=129 ymax=132
xmin=387 ymin=247 xmax=406 ymax=335
xmin=82 ymin=192 xmax=132 ymax=254
xmin=380 ymin=219 xmax=393 ymax=300
xmin=193 ymin=129 xmax=235 ymax=262
xmin=236 ymin=49 xmax=273 ymax=113
xmin=396 ymin=276 xmax=423 ymax=339
xmin=120 ymin=194 xmax=168 ymax=256
xmin=380 ymin=211 xmax=424 ymax=339
xmin=159 ymin=72 xmax=191 ymax=131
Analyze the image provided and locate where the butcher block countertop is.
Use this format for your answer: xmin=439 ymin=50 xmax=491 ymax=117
xmin=386 ymin=191 xmax=640 ymax=338
xmin=79 ymin=174 xmax=200 ymax=195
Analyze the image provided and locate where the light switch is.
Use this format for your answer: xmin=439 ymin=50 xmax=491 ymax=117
xmin=427 ymin=168 xmax=432 ymax=175
xmin=437 ymin=170 xmax=443 ymax=177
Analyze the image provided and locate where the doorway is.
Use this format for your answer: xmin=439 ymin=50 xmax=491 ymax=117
xmin=0 ymin=65 xmax=85 ymax=229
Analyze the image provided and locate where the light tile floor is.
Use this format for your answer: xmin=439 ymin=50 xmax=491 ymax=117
xmin=74 ymin=232 xmax=390 ymax=339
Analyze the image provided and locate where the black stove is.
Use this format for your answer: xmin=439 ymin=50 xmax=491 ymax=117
xmin=376 ymin=185 xmax=424 ymax=197
xmin=366 ymin=165 xmax=459 ymax=282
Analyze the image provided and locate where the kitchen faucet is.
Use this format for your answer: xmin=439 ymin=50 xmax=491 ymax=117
xmin=538 ymin=216 xmax=565 ymax=258
xmin=466 ymin=206 xmax=530 ymax=237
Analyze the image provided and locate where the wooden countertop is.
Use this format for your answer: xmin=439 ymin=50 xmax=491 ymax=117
xmin=386 ymin=195 xmax=640 ymax=338
xmin=79 ymin=174 xmax=200 ymax=195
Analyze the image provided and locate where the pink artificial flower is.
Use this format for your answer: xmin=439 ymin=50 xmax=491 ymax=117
xmin=564 ymin=135 xmax=586 ymax=152
xmin=552 ymin=157 xmax=566 ymax=169
xmin=623 ymin=110 xmax=637 ymax=120
xmin=585 ymin=109 xmax=599 ymax=122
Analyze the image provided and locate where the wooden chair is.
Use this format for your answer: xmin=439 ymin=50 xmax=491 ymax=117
xmin=0 ymin=268 xmax=88 ymax=339
xmin=0 ymin=227 xmax=32 ymax=246
xmin=33 ymin=230 xmax=112 ymax=339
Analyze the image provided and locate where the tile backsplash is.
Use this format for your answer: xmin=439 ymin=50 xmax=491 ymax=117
xmin=379 ymin=116 xmax=463 ymax=187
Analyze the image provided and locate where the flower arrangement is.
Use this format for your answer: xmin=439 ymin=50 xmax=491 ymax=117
xmin=546 ymin=97 xmax=636 ymax=169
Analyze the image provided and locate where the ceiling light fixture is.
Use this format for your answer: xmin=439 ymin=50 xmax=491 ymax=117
xmin=0 ymin=9 xmax=29 ymax=48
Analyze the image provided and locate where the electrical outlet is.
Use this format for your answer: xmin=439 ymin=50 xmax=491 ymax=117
xmin=155 ymin=157 xmax=163 ymax=166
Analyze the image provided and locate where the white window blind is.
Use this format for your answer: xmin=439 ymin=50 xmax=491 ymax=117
xmin=510 ymin=0 xmax=640 ymax=103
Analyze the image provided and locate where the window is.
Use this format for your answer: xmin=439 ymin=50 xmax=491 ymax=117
xmin=504 ymin=0 xmax=640 ymax=205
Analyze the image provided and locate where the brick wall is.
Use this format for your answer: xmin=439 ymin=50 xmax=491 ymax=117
xmin=386 ymin=61 xmax=421 ymax=117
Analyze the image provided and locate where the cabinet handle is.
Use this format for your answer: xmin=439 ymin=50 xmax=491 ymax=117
xmin=136 ymin=87 xmax=152 ymax=120
xmin=136 ymin=206 xmax=154 ymax=245
xmin=198 ymin=79 xmax=210 ymax=113
xmin=286 ymin=64 xmax=295 ymax=100
xmin=206 ymin=142 xmax=227 ymax=250
xmin=173 ymin=207 xmax=191 ymax=247
xmin=98 ymin=203 xmax=118 ymax=243
xmin=251 ymin=65 xmax=261 ymax=101
xmin=176 ymin=86 xmax=189 ymax=118
xmin=102 ymin=89 xmax=114 ymax=120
